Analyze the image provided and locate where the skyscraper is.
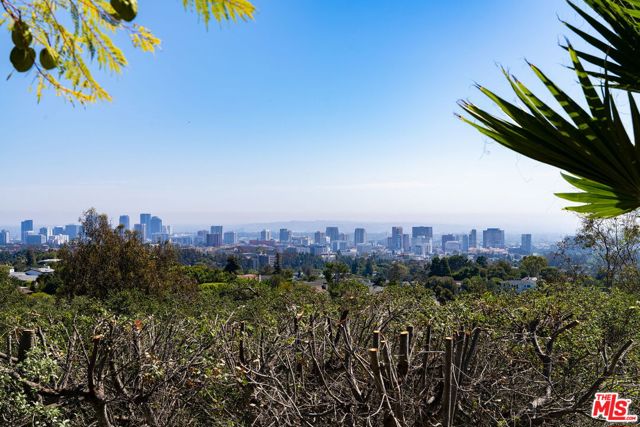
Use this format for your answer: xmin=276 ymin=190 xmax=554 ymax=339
xmin=469 ymin=229 xmax=477 ymax=248
xmin=150 ymin=216 xmax=163 ymax=236
xmin=206 ymin=233 xmax=222 ymax=247
xmin=354 ymin=228 xmax=367 ymax=245
xmin=223 ymin=231 xmax=238 ymax=245
xmin=442 ymin=234 xmax=457 ymax=250
xmin=0 ymin=229 xmax=9 ymax=245
xmin=412 ymin=226 xmax=433 ymax=240
xmin=521 ymin=234 xmax=533 ymax=254
xmin=21 ymin=219 xmax=33 ymax=242
xmin=119 ymin=215 xmax=130 ymax=230
xmin=279 ymin=228 xmax=292 ymax=242
xmin=483 ymin=228 xmax=505 ymax=249
xmin=391 ymin=226 xmax=403 ymax=250
xmin=65 ymin=224 xmax=81 ymax=240
xmin=140 ymin=214 xmax=151 ymax=240
xmin=39 ymin=227 xmax=51 ymax=238
xmin=260 ymin=229 xmax=272 ymax=241
xmin=53 ymin=226 xmax=65 ymax=236
xmin=325 ymin=227 xmax=340 ymax=242
xmin=210 ymin=226 xmax=223 ymax=235
xmin=134 ymin=223 xmax=147 ymax=242
xmin=314 ymin=231 xmax=326 ymax=244
xmin=462 ymin=234 xmax=470 ymax=252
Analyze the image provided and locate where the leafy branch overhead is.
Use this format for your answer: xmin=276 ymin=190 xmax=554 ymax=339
xmin=459 ymin=0 xmax=640 ymax=218
xmin=0 ymin=0 xmax=255 ymax=104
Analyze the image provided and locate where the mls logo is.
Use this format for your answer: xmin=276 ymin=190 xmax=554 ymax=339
xmin=592 ymin=392 xmax=638 ymax=423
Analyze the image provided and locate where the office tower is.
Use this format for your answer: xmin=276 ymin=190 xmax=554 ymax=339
xmin=140 ymin=214 xmax=151 ymax=240
xmin=65 ymin=224 xmax=81 ymax=240
xmin=325 ymin=227 xmax=340 ymax=242
xmin=483 ymin=228 xmax=505 ymax=249
xmin=402 ymin=234 xmax=411 ymax=251
xmin=260 ymin=229 xmax=271 ymax=241
xmin=462 ymin=234 xmax=470 ymax=252
xmin=279 ymin=228 xmax=292 ymax=242
xmin=162 ymin=225 xmax=172 ymax=235
xmin=412 ymin=226 xmax=433 ymax=240
xmin=39 ymin=227 xmax=51 ymax=238
xmin=210 ymin=225 xmax=223 ymax=235
xmin=21 ymin=219 xmax=33 ymax=242
xmin=469 ymin=229 xmax=477 ymax=248
xmin=52 ymin=226 xmax=65 ymax=236
xmin=150 ymin=216 xmax=163 ymax=236
xmin=441 ymin=234 xmax=457 ymax=249
xmin=134 ymin=224 xmax=147 ymax=242
xmin=314 ymin=231 xmax=327 ymax=244
xmin=391 ymin=226 xmax=403 ymax=250
xmin=354 ymin=228 xmax=366 ymax=245
xmin=223 ymin=231 xmax=238 ymax=245
xmin=206 ymin=233 xmax=222 ymax=247
xmin=0 ymin=230 xmax=9 ymax=245
xmin=119 ymin=215 xmax=130 ymax=230
xmin=444 ymin=240 xmax=462 ymax=253
xmin=25 ymin=233 xmax=46 ymax=245
xmin=521 ymin=234 xmax=533 ymax=254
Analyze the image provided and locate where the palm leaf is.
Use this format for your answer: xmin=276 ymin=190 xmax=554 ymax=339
xmin=458 ymin=46 xmax=640 ymax=218
xmin=563 ymin=0 xmax=640 ymax=92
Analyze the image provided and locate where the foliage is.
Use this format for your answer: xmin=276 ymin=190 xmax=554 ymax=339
xmin=459 ymin=0 xmax=640 ymax=218
xmin=0 ymin=0 xmax=255 ymax=103
xmin=57 ymin=209 xmax=193 ymax=299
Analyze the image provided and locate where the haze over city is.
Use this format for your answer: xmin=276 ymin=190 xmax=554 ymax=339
xmin=1 ymin=1 xmax=583 ymax=232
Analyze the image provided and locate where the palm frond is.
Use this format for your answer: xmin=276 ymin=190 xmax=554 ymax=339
xmin=563 ymin=0 xmax=640 ymax=92
xmin=457 ymin=46 xmax=640 ymax=218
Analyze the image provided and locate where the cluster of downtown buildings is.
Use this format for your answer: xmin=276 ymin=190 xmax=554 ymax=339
xmin=0 ymin=216 xmax=535 ymax=260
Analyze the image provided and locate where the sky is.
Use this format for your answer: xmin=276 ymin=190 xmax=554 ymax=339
xmin=0 ymin=1 xmax=592 ymax=233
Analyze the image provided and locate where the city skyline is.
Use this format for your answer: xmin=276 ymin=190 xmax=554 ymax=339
xmin=1 ymin=1 xmax=585 ymax=232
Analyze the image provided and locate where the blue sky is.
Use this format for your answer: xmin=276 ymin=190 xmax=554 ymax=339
xmin=1 ymin=1 xmax=588 ymax=232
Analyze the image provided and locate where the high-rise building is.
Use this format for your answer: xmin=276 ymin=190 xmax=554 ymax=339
xmin=134 ymin=223 xmax=147 ymax=242
xmin=206 ymin=233 xmax=222 ymax=247
xmin=260 ymin=229 xmax=272 ymax=241
xmin=21 ymin=219 xmax=33 ymax=242
xmin=53 ymin=226 xmax=65 ymax=236
xmin=65 ymin=224 xmax=81 ymax=240
xmin=325 ymin=227 xmax=340 ymax=242
xmin=39 ymin=227 xmax=51 ymax=238
xmin=483 ymin=228 xmax=505 ymax=249
xmin=521 ymin=234 xmax=533 ymax=254
xmin=391 ymin=226 xmax=403 ymax=250
xmin=210 ymin=226 xmax=223 ymax=235
xmin=354 ymin=228 xmax=367 ymax=245
xmin=402 ymin=234 xmax=411 ymax=252
xmin=462 ymin=234 xmax=470 ymax=252
xmin=25 ymin=233 xmax=46 ymax=246
xmin=0 ymin=229 xmax=9 ymax=245
xmin=469 ymin=229 xmax=477 ymax=248
xmin=150 ymin=216 xmax=163 ymax=236
xmin=441 ymin=234 xmax=457 ymax=250
xmin=119 ymin=215 xmax=130 ymax=231
xmin=412 ymin=226 xmax=433 ymax=240
xmin=279 ymin=228 xmax=292 ymax=242
xmin=140 ymin=214 xmax=152 ymax=240
xmin=223 ymin=231 xmax=238 ymax=245
xmin=314 ymin=231 xmax=327 ymax=244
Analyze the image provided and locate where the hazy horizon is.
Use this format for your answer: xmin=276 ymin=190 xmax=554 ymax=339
xmin=2 ymin=1 xmax=584 ymax=232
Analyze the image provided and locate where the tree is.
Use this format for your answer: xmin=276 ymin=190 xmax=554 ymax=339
xmin=459 ymin=0 xmax=640 ymax=218
xmin=1 ymin=0 xmax=255 ymax=103
xmin=58 ymin=208 xmax=192 ymax=298
xmin=429 ymin=256 xmax=452 ymax=277
xmin=575 ymin=213 xmax=640 ymax=289
xmin=224 ymin=256 xmax=241 ymax=275
xmin=520 ymin=255 xmax=548 ymax=278
xmin=273 ymin=253 xmax=282 ymax=275
xmin=323 ymin=262 xmax=349 ymax=287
